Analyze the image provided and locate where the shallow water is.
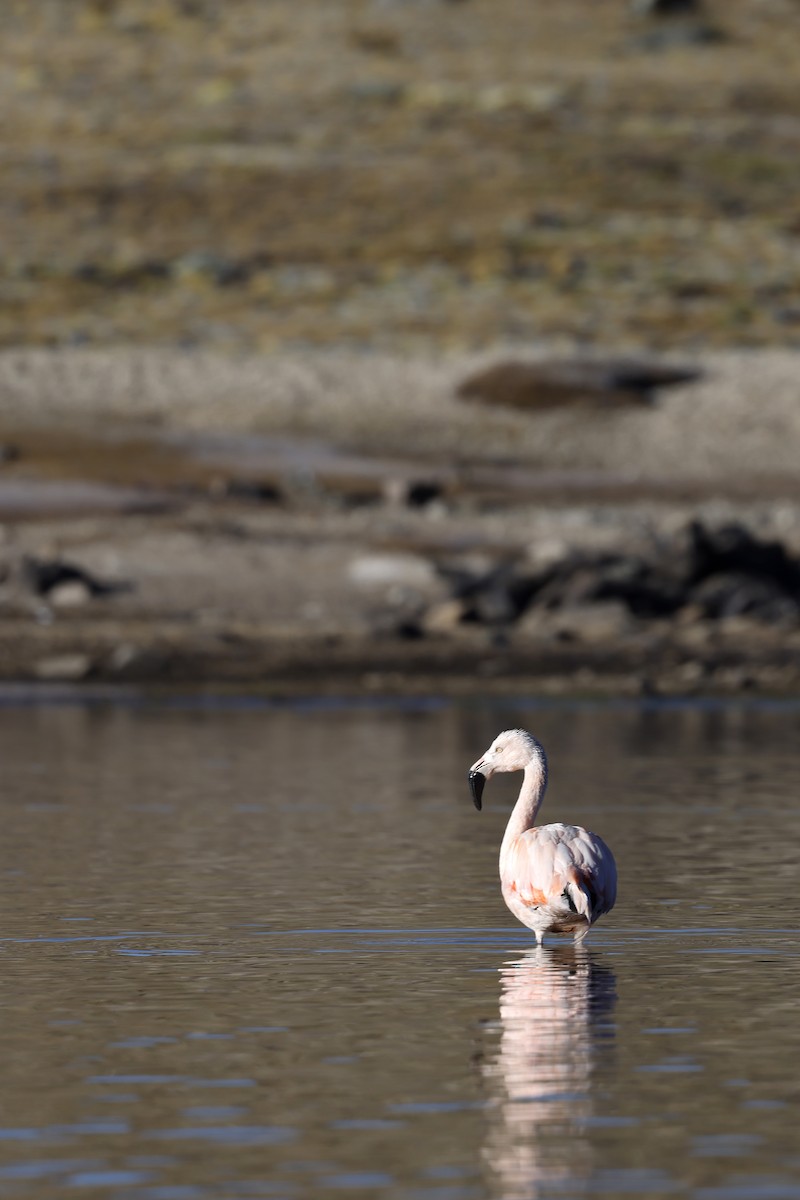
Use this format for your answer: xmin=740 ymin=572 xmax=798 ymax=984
xmin=0 ymin=695 xmax=799 ymax=1199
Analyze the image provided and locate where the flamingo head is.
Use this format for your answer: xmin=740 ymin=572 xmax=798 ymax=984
xmin=468 ymin=728 xmax=545 ymax=811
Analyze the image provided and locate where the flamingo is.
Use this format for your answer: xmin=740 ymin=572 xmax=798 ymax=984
xmin=468 ymin=729 xmax=617 ymax=946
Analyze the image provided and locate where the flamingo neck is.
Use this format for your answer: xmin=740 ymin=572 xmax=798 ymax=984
xmin=500 ymin=758 xmax=547 ymax=863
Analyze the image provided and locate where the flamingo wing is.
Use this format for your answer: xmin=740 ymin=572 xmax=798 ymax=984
xmin=504 ymin=823 xmax=617 ymax=923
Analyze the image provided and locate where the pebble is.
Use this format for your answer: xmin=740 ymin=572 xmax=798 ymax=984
xmin=420 ymin=599 xmax=467 ymax=634
xmin=49 ymin=581 xmax=92 ymax=609
xmin=347 ymin=553 xmax=439 ymax=590
xmin=34 ymin=654 xmax=92 ymax=681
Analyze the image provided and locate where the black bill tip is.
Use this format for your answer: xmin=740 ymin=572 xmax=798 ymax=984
xmin=468 ymin=769 xmax=485 ymax=811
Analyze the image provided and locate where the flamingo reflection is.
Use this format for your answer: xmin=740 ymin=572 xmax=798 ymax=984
xmin=482 ymin=947 xmax=617 ymax=1200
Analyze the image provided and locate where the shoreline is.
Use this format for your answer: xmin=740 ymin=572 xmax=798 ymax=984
xmin=1 ymin=346 xmax=799 ymax=697
xmin=1 ymin=618 xmax=798 ymax=697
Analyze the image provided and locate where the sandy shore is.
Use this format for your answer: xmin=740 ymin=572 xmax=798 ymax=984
xmin=0 ymin=346 xmax=798 ymax=695
xmin=3 ymin=345 xmax=800 ymax=479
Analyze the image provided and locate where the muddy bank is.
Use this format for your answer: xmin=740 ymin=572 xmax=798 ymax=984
xmin=1 ymin=346 xmax=799 ymax=694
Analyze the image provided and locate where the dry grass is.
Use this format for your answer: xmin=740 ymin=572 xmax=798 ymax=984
xmin=4 ymin=0 xmax=800 ymax=349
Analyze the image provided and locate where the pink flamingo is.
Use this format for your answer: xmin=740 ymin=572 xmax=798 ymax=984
xmin=469 ymin=729 xmax=617 ymax=946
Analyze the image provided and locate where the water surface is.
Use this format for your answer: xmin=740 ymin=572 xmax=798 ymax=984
xmin=0 ymin=696 xmax=799 ymax=1199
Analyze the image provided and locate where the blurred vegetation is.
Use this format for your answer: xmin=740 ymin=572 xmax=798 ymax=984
xmin=5 ymin=0 xmax=800 ymax=350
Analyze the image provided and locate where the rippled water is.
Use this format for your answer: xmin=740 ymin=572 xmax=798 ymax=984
xmin=0 ymin=694 xmax=799 ymax=1199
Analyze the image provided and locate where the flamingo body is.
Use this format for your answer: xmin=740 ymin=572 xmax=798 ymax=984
xmin=469 ymin=729 xmax=617 ymax=945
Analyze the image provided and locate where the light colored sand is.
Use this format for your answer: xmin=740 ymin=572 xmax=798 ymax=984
xmin=1 ymin=346 xmax=798 ymax=481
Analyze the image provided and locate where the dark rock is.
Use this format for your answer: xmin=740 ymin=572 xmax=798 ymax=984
xmin=456 ymin=358 xmax=700 ymax=412
xmin=687 ymin=521 xmax=800 ymax=592
xmin=525 ymin=552 xmax=685 ymax=618
xmin=631 ymin=0 xmax=701 ymax=14
xmin=396 ymin=619 xmax=425 ymax=640
xmin=589 ymin=558 xmax=687 ymax=617
xmin=531 ymin=560 xmax=604 ymax=609
xmin=23 ymin=557 xmax=132 ymax=599
xmin=468 ymin=582 xmax=519 ymax=626
xmin=689 ymin=573 xmax=799 ymax=622
xmin=632 ymin=22 xmax=726 ymax=51
xmin=383 ymin=478 xmax=444 ymax=508
xmin=437 ymin=559 xmax=532 ymax=625
xmin=74 ymin=259 xmax=170 ymax=288
xmin=349 ymin=27 xmax=402 ymax=55
xmin=214 ymin=479 xmax=283 ymax=504
xmin=348 ymin=80 xmax=406 ymax=105
xmin=434 ymin=520 xmax=800 ymax=636
xmin=406 ymin=480 xmax=444 ymax=508
xmin=172 ymin=252 xmax=266 ymax=288
xmin=0 ymin=444 xmax=20 ymax=465
xmin=774 ymin=305 xmax=800 ymax=327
